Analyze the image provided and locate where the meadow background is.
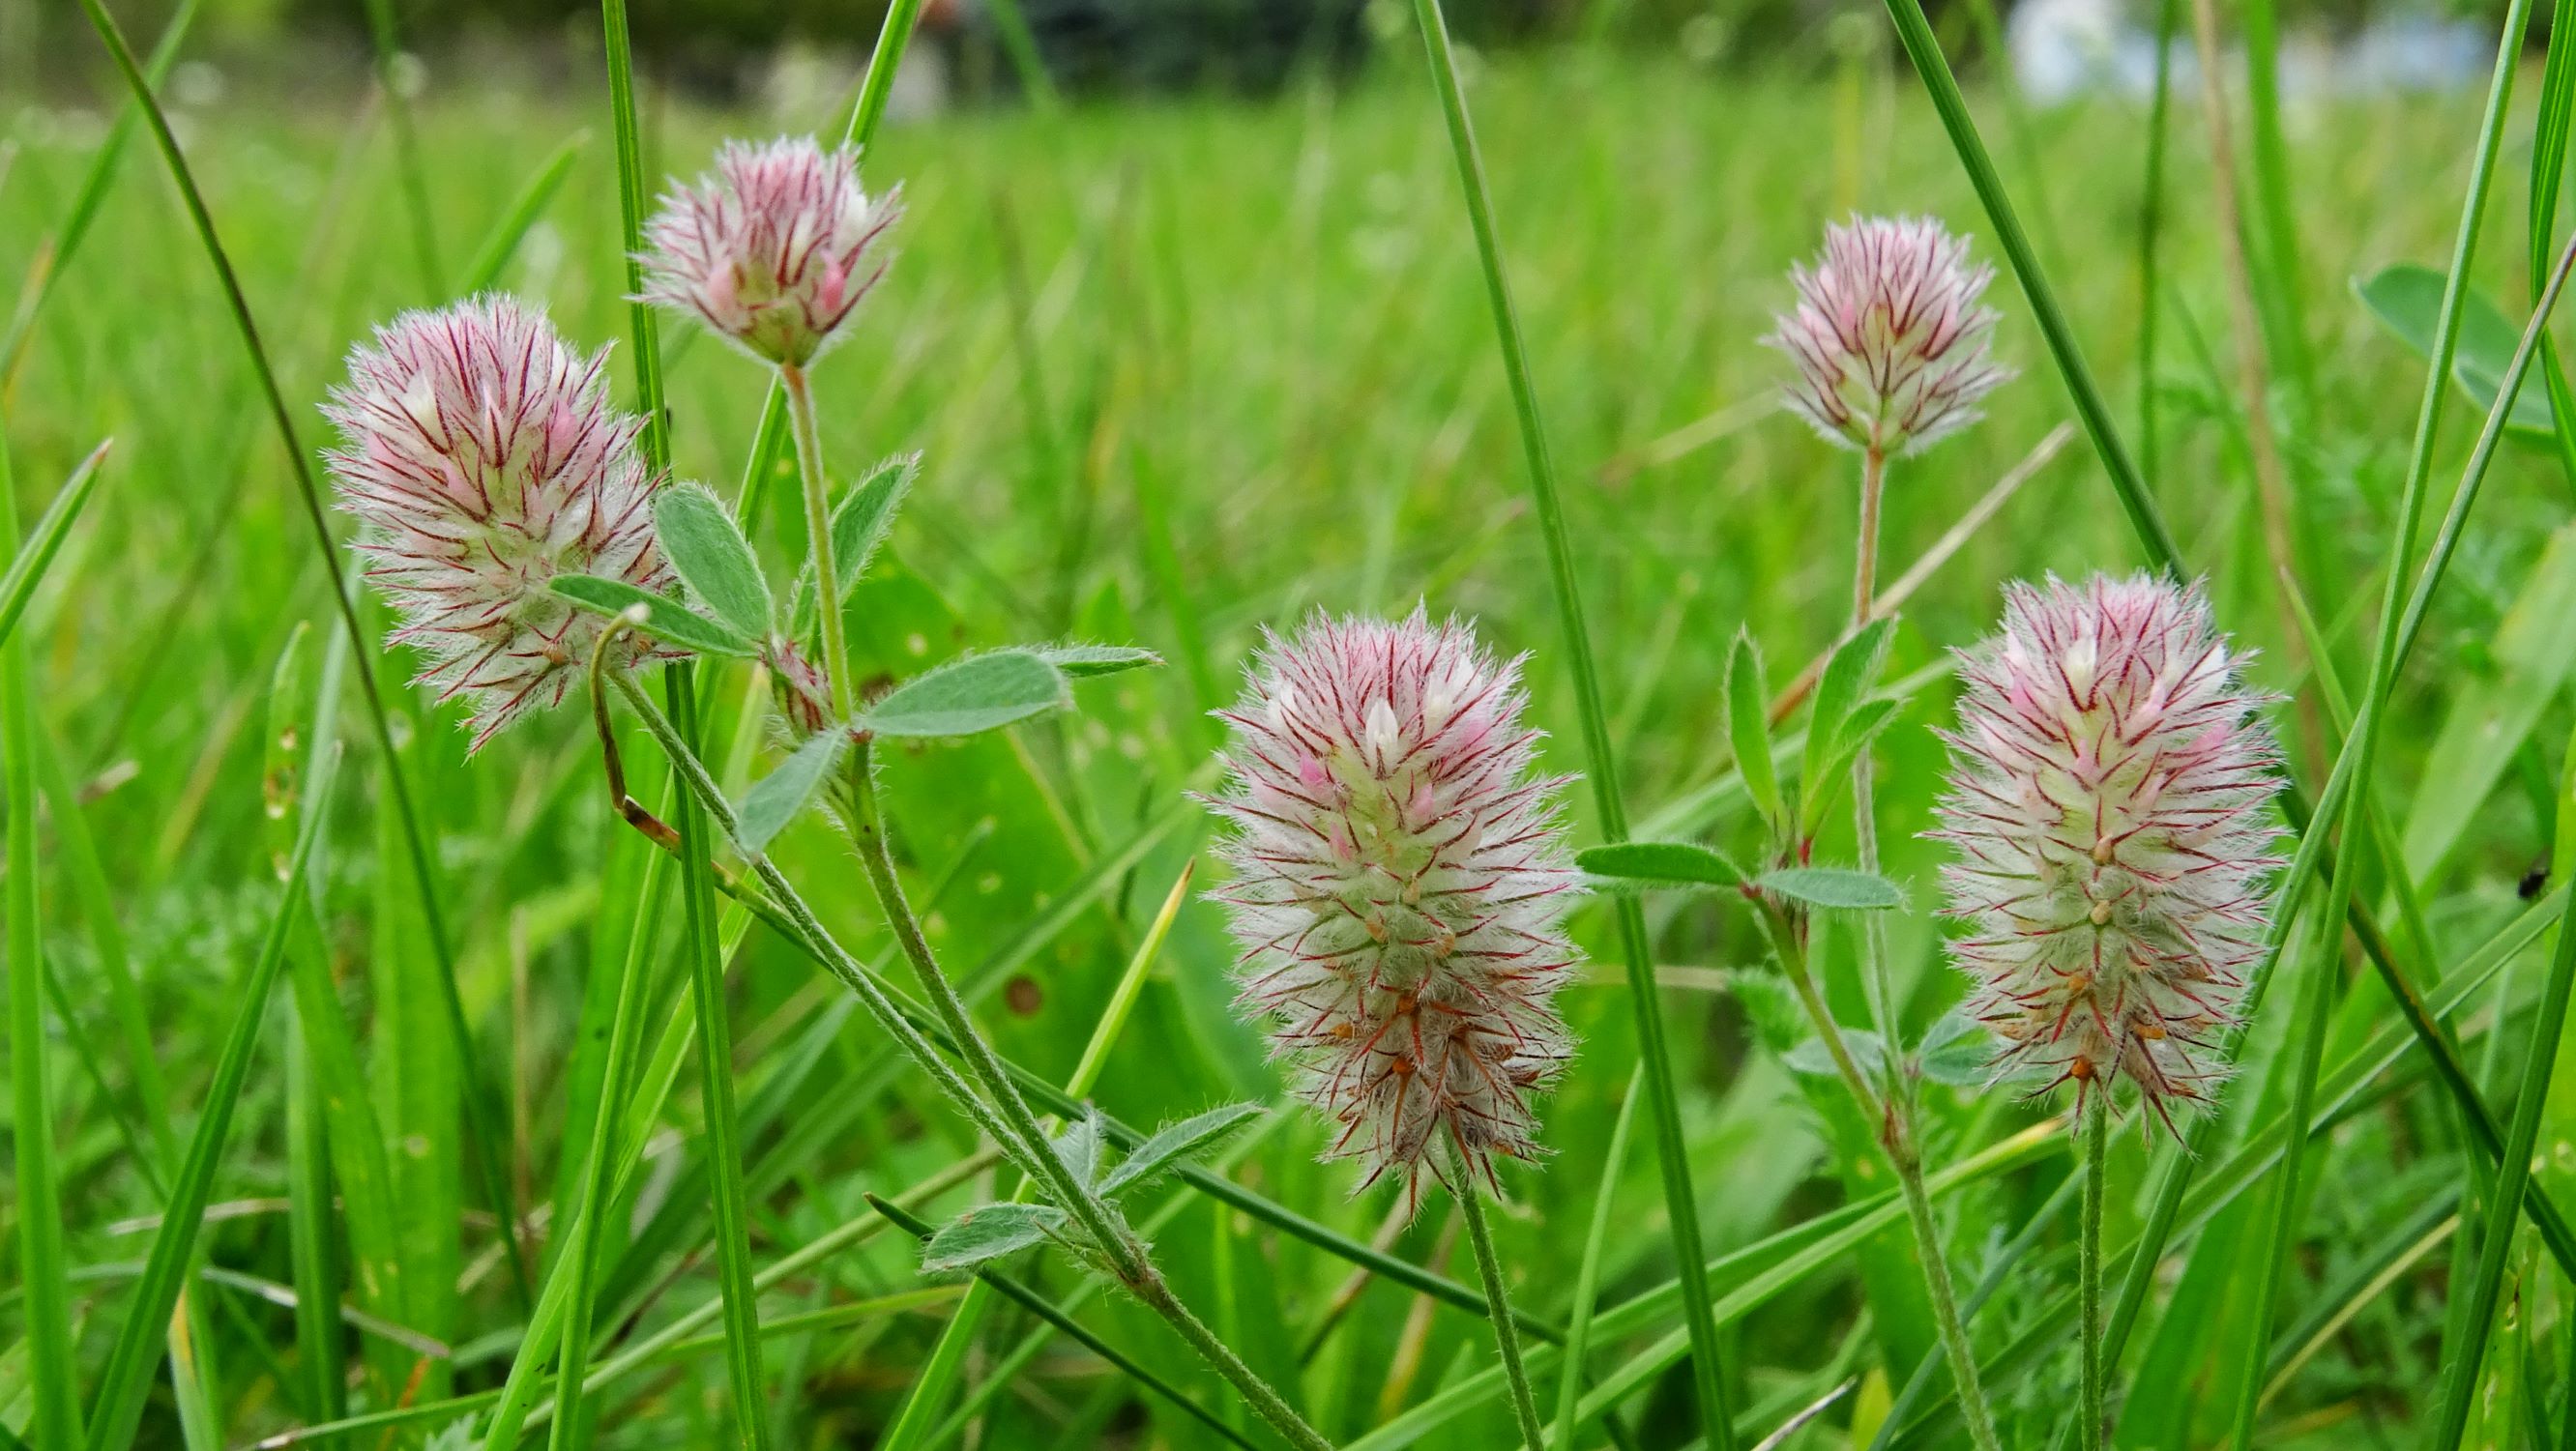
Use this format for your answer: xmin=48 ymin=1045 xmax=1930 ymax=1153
xmin=3 ymin=0 xmax=2570 ymax=1445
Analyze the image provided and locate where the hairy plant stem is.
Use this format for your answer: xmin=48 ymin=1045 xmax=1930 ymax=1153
xmin=779 ymin=363 xmax=854 ymax=720
xmin=604 ymin=672 xmax=1334 ymax=1451
xmin=2079 ymin=1094 xmax=2107 ymax=1451
xmin=1760 ymin=900 xmax=2005 ymax=1451
xmin=1448 ymin=1134 xmax=1546 ymax=1451
xmin=835 ymin=738 xmax=1139 ymax=1275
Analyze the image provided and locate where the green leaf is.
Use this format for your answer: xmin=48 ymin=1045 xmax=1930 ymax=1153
xmin=0 ymin=440 xmax=110 ymax=654
xmin=1049 ymin=1110 xmax=1108 ymax=1189
xmin=732 ymin=728 xmax=849 ymax=858
xmin=1801 ymin=620 xmax=1895 ymax=835
xmin=551 ymin=574 xmax=756 ymax=658
xmin=1727 ymin=633 xmax=1784 ymax=830
xmin=1916 ymin=1010 xmax=1996 ymax=1088
xmin=1783 ymin=1029 xmax=1888 ymax=1080
xmin=1757 ymin=866 xmax=1905 ymax=912
xmin=1039 ymin=644 xmax=1165 ymax=679
xmin=922 ymin=1203 xmax=1072 ymax=1275
xmin=654 ymin=483 xmax=773 ymax=641
xmin=1100 ymin=1102 xmax=1266 ymax=1196
xmin=2356 ymin=263 xmax=2556 ymax=438
xmin=1574 ymin=840 xmax=1742 ymax=890
xmin=860 ymin=651 xmax=1070 ymax=739
xmin=833 ymin=451 xmax=919 ymax=594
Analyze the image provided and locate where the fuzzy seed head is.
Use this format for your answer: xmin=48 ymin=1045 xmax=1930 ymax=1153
xmin=322 ymin=296 xmax=670 ymax=749
xmin=640 ymin=135 xmax=903 ymax=368
xmin=1205 ymin=611 xmax=1582 ymax=1209
xmin=1765 ymin=215 xmax=2013 ymax=457
xmin=1933 ymin=574 xmax=2284 ymax=1129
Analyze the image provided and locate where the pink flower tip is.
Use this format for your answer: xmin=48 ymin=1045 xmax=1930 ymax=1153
xmin=1932 ymin=573 xmax=2285 ymax=1131
xmin=640 ymin=135 xmax=903 ymax=369
xmin=1765 ymin=215 xmax=2013 ymax=457
xmin=1203 ymin=610 xmax=1584 ymax=1210
xmin=320 ymin=295 xmax=671 ymax=749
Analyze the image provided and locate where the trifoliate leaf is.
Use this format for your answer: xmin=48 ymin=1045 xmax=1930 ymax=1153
xmin=1757 ymin=865 xmax=1906 ymax=912
xmin=859 ymin=650 xmax=1071 ymax=738
xmin=1100 ymin=1102 xmax=1266 ymax=1196
xmin=920 ymin=1202 xmax=1072 ymax=1275
xmin=732 ymin=728 xmax=848 ymax=857
xmin=551 ymin=574 xmax=757 ymax=657
xmin=654 ymin=482 xmax=774 ymax=641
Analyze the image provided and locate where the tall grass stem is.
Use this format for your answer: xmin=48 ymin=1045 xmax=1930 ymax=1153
xmin=1405 ymin=0 xmax=1735 ymax=1436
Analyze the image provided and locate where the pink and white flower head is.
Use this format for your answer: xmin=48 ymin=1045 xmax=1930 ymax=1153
xmin=640 ymin=135 xmax=902 ymax=369
xmin=322 ymin=296 xmax=670 ymax=749
xmin=1932 ymin=574 xmax=2284 ymax=1130
xmin=1766 ymin=215 xmax=2013 ymax=457
xmin=1205 ymin=611 xmax=1583 ymax=1209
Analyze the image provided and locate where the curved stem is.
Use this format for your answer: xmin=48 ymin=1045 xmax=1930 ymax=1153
xmin=838 ymin=739 xmax=1137 ymax=1278
xmin=1130 ymin=1265 xmax=1335 ymax=1451
xmin=780 ymin=363 xmax=854 ymax=720
xmin=1763 ymin=902 xmax=2005 ymax=1451
xmin=1449 ymin=1134 xmax=1546 ymax=1451
xmin=2079 ymin=1095 xmax=2107 ymax=1451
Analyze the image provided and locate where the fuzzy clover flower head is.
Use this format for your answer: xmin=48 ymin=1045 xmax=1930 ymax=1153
xmin=1765 ymin=215 xmax=2013 ymax=457
xmin=322 ymin=296 xmax=670 ymax=749
xmin=640 ymin=135 xmax=903 ymax=369
xmin=1205 ymin=611 xmax=1583 ymax=1209
xmin=1932 ymin=573 xmax=2284 ymax=1129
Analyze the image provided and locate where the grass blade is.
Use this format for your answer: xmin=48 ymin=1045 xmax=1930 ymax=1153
xmin=0 ymin=439 xmax=109 ymax=654
xmin=458 ymin=132 xmax=587 ymax=295
xmin=0 ymin=0 xmax=200 ymax=387
xmin=72 ymin=0 xmax=532 ymax=1314
xmin=1552 ymin=1065 xmax=1642 ymax=1451
xmin=1405 ymin=1 xmax=1734 ymax=1440
xmin=593 ymin=4 xmax=769 ymax=1444
xmin=83 ymin=750 xmax=341 ymax=1451
xmin=2426 ymin=736 xmax=2576 ymax=1442
xmin=0 ymin=434 xmax=78 ymax=1449
xmin=357 ymin=0 xmax=440 ymax=292
xmin=1875 ymin=0 xmax=2181 ymax=573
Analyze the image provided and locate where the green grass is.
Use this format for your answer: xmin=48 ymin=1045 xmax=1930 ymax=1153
xmin=8 ymin=25 xmax=2576 ymax=1449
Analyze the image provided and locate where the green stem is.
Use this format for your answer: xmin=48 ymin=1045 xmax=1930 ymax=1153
xmin=2138 ymin=0 xmax=2176 ymax=485
xmin=2079 ymin=1095 xmax=2107 ymax=1451
xmin=838 ymin=739 xmax=1135 ymax=1274
xmin=780 ymin=364 xmax=853 ymax=719
xmin=1449 ymin=1135 xmax=1546 ymax=1451
xmin=1404 ymin=0 xmax=1733 ymax=1439
xmin=1129 ymin=1267 xmax=1335 ymax=1451
xmin=1767 ymin=906 xmax=2005 ymax=1451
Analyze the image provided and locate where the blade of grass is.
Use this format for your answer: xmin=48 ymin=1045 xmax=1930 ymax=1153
xmin=0 ymin=433 xmax=77 ymax=1449
xmin=2532 ymin=0 xmax=2576 ymax=497
xmin=2219 ymin=10 xmax=2542 ymax=1441
xmin=1875 ymin=0 xmax=2182 ymax=573
xmin=593 ymin=5 xmax=767 ymax=1443
xmin=458 ymin=132 xmax=587 ymax=295
xmin=0 ymin=0 xmax=200 ymax=388
xmin=0 ymin=439 xmax=109 ymax=653
xmin=82 ymin=750 xmax=342 ymax=1451
xmin=1552 ymin=1065 xmax=1641 ymax=1451
xmin=2427 ymin=727 xmax=2576 ymax=1443
xmin=357 ymin=0 xmax=440 ymax=292
xmin=72 ymin=0 xmax=533 ymax=1314
xmin=2137 ymin=0 xmax=2177 ymax=483
xmin=1404 ymin=1 xmax=1734 ymax=1441
xmin=878 ymin=862 xmax=1196 ymax=1451
xmin=2240 ymin=0 xmax=2312 ymax=397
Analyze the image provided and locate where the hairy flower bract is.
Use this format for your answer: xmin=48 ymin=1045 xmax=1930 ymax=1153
xmin=1206 ymin=611 xmax=1582 ymax=1207
xmin=1933 ymin=574 xmax=2284 ymax=1127
xmin=323 ymin=295 xmax=670 ymax=748
xmin=640 ymin=135 xmax=903 ymax=368
xmin=1766 ymin=215 xmax=2012 ymax=457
